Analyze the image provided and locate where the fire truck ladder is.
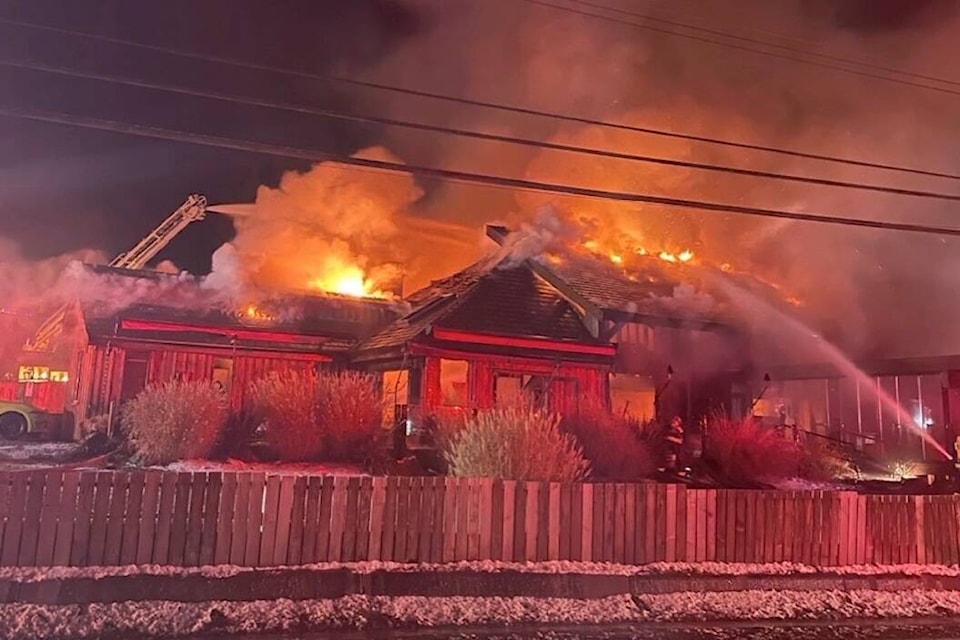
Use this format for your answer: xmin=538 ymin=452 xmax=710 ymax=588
xmin=23 ymin=194 xmax=209 ymax=353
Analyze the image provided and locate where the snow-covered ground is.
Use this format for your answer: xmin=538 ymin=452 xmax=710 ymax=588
xmin=0 ymin=441 xmax=81 ymax=466
xmin=157 ymin=458 xmax=368 ymax=476
xmin=0 ymin=441 xmax=79 ymax=461
xmin=3 ymin=560 xmax=960 ymax=583
xmin=4 ymin=589 xmax=960 ymax=639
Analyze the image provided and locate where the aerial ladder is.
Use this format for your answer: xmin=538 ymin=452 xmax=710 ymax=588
xmin=23 ymin=194 xmax=209 ymax=353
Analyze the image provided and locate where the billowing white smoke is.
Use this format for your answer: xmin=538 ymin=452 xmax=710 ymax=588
xmin=208 ymin=146 xmax=424 ymax=297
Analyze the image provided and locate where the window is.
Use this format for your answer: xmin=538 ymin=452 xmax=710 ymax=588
xmin=494 ymin=373 xmax=550 ymax=407
xmin=212 ymin=358 xmax=233 ymax=394
xmin=440 ymin=359 xmax=468 ymax=406
xmin=382 ymin=370 xmax=409 ymax=426
xmin=120 ymin=351 xmax=150 ymax=402
xmin=610 ymin=374 xmax=656 ymax=421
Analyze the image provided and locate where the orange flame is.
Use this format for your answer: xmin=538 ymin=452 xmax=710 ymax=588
xmin=579 ymin=240 xmax=694 ymax=266
xmin=309 ymin=270 xmax=392 ymax=299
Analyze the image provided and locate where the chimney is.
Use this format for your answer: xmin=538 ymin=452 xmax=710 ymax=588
xmin=485 ymin=224 xmax=511 ymax=246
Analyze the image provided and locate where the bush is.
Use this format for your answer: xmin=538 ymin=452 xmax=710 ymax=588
xmin=121 ymin=380 xmax=227 ymax=465
xmin=798 ymin=436 xmax=856 ymax=482
xmin=249 ymin=369 xmax=385 ymax=464
xmin=562 ymin=403 xmax=657 ymax=480
xmin=443 ymin=405 xmax=589 ymax=481
xmin=704 ymin=416 xmax=801 ymax=486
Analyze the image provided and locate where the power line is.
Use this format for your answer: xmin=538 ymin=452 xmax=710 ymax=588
xmin=566 ymin=0 xmax=960 ymax=89
xmin=1 ymin=103 xmax=958 ymax=238
xmin=2 ymin=17 xmax=959 ymax=183
xmin=521 ymin=0 xmax=960 ymax=98
xmin=8 ymin=56 xmax=960 ymax=203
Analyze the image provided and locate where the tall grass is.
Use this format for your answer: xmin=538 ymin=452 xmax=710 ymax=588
xmin=562 ymin=402 xmax=657 ymax=480
xmin=121 ymin=380 xmax=227 ymax=465
xmin=443 ymin=405 xmax=589 ymax=481
xmin=249 ymin=369 xmax=385 ymax=464
xmin=704 ymin=416 xmax=801 ymax=485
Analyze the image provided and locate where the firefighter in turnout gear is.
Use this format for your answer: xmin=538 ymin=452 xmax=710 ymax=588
xmin=663 ymin=416 xmax=685 ymax=473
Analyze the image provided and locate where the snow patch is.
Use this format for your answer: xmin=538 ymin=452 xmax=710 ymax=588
xmin=3 ymin=560 xmax=960 ymax=584
xmin=5 ymin=590 xmax=960 ymax=639
xmin=156 ymin=459 xmax=369 ymax=476
xmin=0 ymin=442 xmax=80 ymax=463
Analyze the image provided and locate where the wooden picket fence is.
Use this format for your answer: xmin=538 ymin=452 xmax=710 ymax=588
xmin=2 ymin=469 xmax=959 ymax=568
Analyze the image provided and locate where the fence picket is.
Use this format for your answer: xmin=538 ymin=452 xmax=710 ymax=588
xmin=53 ymin=472 xmax=81 ymax=567
xmin=35 ymin=470 xmax=63 ymax=567
xmin=244 ymin=473 xmax=266 ymax=566
xmin=118 ymin=472 xmax=144 ymax=566
xmin=86 ymin=472 xmax=114 ymax=566
xmin=481 ymin=478 xmax=495 ymax=561
xmin=357 ymin=477 xmax=373 ymax=563
xmin=1 ymin=473 xmax=28 ymax=566
xmin=368 ymin=477 xmax=386 ymax=562
xmin=214 ymin=473 xmax=237 ymax=566
xmin=136 ymin=472 xmax=162 ymax=565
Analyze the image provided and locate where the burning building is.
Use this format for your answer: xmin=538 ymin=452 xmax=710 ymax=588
xmin=352 ymin=224 xmax=752 ymax=439
xmin=5 ymin=264 xmax=401 ymax=438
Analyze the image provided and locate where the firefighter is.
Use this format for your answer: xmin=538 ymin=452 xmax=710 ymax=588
xmin=664 ymin=416 xmax=685 ymax=473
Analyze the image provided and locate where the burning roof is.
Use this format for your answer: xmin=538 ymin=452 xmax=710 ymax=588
xmin=357 ymin=254 xmax=604 ymax=357
xmin=73 ymin=264 xmax=403 ymax=353
xmin=485 ymin=224 xmax=796 ymax=335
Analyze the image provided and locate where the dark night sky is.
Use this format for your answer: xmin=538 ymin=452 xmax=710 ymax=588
xmin=0 ymin=0 xmax=423 ymax=272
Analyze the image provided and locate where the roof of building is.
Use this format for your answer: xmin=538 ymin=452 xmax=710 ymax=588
xmin=75 ymin=264 xmax=401 ymax=354
xmin=485 ymin=224 xmax=777 ymax=331
xmin=357 ymin=256 xmax=603 ymax=355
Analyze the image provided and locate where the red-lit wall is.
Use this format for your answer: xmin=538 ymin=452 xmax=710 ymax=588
xmin=0 ymin=380 xmax=68 ymax=412
xmin=418 ymin=349 xmax=609 ymax=417
xmin=73 ymin=343 xmax=330 ymax=430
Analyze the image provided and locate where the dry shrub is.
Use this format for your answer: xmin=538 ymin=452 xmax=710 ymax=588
xmin=562 ymin=403 xmax=657 ymax=480
xmin=249 ymin=370 xmax=323 ymax=461
xmin=705 ymin=417 xmax=801 ymax=486
xmin=443 ymin=405 xmax=589 ymax=481
xmin=249 ymin=369 xmax=384 ymax=464
xmin=317 ymin=370 xmax=385 ymax=463
xmin=798 ymin=436 xmax=856 ymax=482
xmin=121 ymin=380 xmax=227 ymax=465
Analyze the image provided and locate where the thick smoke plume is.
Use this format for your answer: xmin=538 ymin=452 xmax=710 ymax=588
xmin=362 ymin=0 xmax=960 ymax=363
xmin=210 ymin=146 xmax=423 ymax=298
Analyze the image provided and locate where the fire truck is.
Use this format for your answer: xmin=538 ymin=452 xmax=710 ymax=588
xmin=0 ymin=194 xmax=210 ymax=440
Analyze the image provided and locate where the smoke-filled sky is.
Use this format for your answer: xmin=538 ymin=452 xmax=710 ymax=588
xmin=1 ymin=0 xmax=959 ymax=360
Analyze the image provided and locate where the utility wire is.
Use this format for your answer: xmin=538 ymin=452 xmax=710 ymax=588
xmin=2 ymin=16 xmax=959 ymax=182
xmin=1 ymin=103 xmax=958 ymax=238
xmin=8 ymin=56 xmax=960 ymax=203
xmin=521 ymin=0 xmax=960 ymax=98
xmin=565 ymin=0 xmax=960 ymax=89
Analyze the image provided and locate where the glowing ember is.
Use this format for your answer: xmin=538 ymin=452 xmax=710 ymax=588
xmin=243 ymin=304 xmax=274 ymax=322
xmin=609 ymin=254 xmax=623 ymax=264
xmin=656 ymin=250 xmax=694 ymax=263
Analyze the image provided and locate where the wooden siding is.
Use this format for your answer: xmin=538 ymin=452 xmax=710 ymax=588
xmin=2 ymin=469 xmax=957 ymax=568
xmin=73 ymin=344 xmax=329 ymax=420
xmin=420 ymin=352 xmax=608 ymax=415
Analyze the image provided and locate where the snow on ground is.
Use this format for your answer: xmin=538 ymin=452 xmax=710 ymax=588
xmin=3 ymin=560 xmax=960 ymax=583
xmin=772 ymin=477 xmax=849 ymax=491
xmin=5 ymin=589 xmax=960 ymax=639
xmin=156 ymin=459 xmax=369 ymax=476
xmin=0 ymin=441 xmax=81 ymax=464
xmin=0 ymin=441 xmax=79 ymax=461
